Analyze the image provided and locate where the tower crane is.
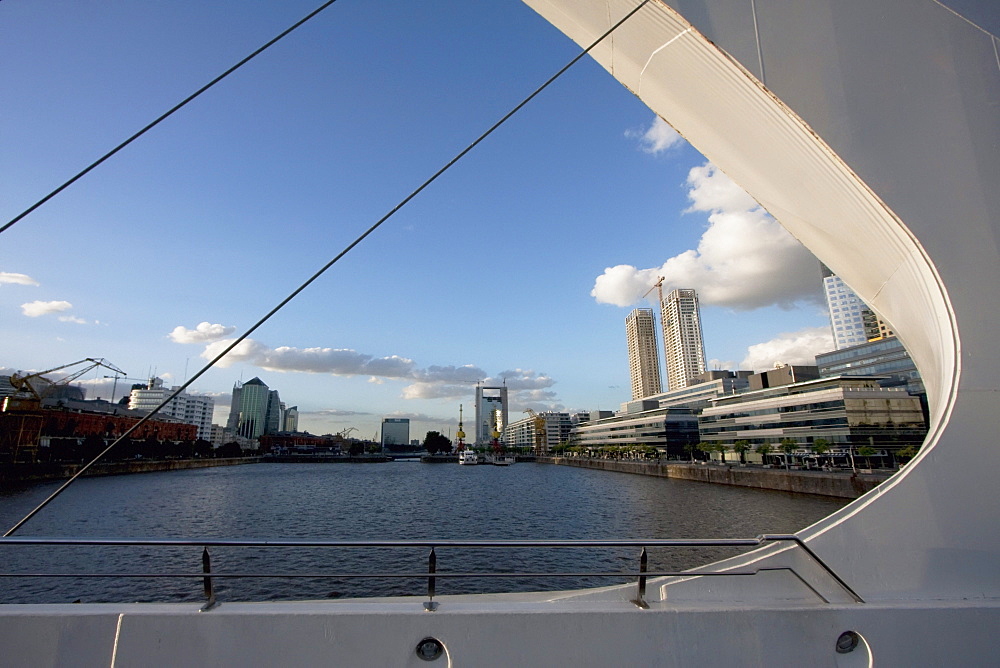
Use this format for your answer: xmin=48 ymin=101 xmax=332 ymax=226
xmin=642 ymin=276 xmax=665 ymax=313
xmin=642 ymin=276 xmax=668 ymax=382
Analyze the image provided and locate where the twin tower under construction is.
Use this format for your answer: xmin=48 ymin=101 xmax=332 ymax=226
xmin=626 ymin=288 xmax=706 ymax=400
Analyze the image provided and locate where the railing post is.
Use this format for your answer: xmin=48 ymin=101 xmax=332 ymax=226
xmin=631 ymin=547 xmax=649 ymax=609
xmin=424 ymin=547 xmax=438 ymax=611
xmin=199 ymin=546 xmax=218 ymax=611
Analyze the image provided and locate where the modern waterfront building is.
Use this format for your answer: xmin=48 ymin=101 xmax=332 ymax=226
xmin=698 ymin=375 xmax=927 ymax=453
xmin=623 ymin=370 xmax=752 ymax=415
xmin=625 ymin=308 xmax=662 ymax=399
xmin=815 ymin=337 xmax=924 ymax=396
xmin=283 ymin=406 xmax=299 ymax=433
xmin=128 ymin=377 xmax=215 ymax=441
xmin=226 ymin=377 xmax=278 ymax=441
xmin=570 ymin=407 xmax=700 ymax=457
xmin=503 ymin=412 xmax=572 ymax=453
xmin=474 ymin=385 xmax=508 ymax=445
xmin=381 ymin=418 xmax=410 ymax=448
xmin=821 ymin=264 xmax=892 ymax=349
xmin=661 ymin=288 xmax=707 ymax=391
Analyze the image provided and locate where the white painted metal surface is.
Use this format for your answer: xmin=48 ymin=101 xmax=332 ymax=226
xmin=3 ymin=1 xmax=998 ymax=665
xmin=522 ymin=0 xmax=1000 ymax=603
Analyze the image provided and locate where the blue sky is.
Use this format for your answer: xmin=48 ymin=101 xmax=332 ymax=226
xmin=1 ymin=0 xmax=834 ymax=440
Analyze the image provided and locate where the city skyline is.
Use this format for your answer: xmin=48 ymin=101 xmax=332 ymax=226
xmin=1 ymin=1 xmax=835 ymax=440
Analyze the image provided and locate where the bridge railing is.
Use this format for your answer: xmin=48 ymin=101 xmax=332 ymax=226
xmin=0 ymin=535 xmax=862 ymax=610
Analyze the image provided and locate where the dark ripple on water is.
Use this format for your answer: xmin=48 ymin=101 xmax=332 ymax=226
xmin=0 ymin=462 xmax=847 ymax=603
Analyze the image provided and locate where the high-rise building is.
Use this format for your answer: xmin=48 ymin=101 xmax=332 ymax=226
xmin=475 ymin=385 xmax=508 ymax=445
xmin=265 ymin=390 xmax=283 ymax=435
xmin=227 ymin=377 xmax=272 ymax=440
xmin=626 ymin=308 xmax=662 ymax=400
xmin=128 ymin=377 xmax=215 ymax=441
xmin=821 ymin=264 xmax=886 ymax=349
xmin=283 ymin=406 xmax=299 ymax=432
xmin=661 ymin=288 xmax=707 ymax=391
xmin=381 ymin=418 xmax=409 ymax=448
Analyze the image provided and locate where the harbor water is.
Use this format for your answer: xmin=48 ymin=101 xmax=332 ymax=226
xmin=0 ymin=462 xmax=847 ymax=603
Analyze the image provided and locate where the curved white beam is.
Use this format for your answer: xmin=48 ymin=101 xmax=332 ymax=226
xmin=525 ymin=0 xmax=1000 ymax=600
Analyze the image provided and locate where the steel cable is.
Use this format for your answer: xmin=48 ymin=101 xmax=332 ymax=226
xmin=4 ymin=0 xmax=653 ymax=536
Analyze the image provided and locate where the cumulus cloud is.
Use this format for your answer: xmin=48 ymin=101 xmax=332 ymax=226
xmin=626 ymin=116 xmax=685 ymax=154
xmin=169 ymin=322 xmax=236 ymax=344
xmin=1 ymin=272 xmax=39 ymax=287
xmin=741 ymin=326 xmax=834 ymax=372
xmin=591 ymin=162 xmax=822 ymax=311
xmin=21 ymin=300 xmax=72 ymax=317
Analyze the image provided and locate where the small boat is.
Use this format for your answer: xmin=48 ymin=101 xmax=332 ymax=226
xmin=458 ymin=449 xmax=478 ymax=465
xmin=492 ymin=454 xmax=515 ymax=466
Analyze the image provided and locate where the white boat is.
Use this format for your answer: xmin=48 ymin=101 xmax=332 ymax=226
xmin=458 ymin=449 xmax=478 ymax=465
xmin=2 ymin=1 xmax=999 ymax=665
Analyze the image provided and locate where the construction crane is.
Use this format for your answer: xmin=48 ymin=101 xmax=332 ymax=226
xmin=4 ymin=358 xmax=127 ymax=412
xmin=523 ymin=408 xmax=547 ymax=454
xmin=103 ymin=374 xmax=149 ymax=405
xmin=642 ymin=276 xmax=668 ymax=383
xmin=642 ymin=276 xmax=665 ymax=311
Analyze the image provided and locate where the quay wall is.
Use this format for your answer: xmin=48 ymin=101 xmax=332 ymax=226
xmin=537 ymin=457 xmax=891 ymax=499
xmin=1 ymin=457 xmax=260 ymax=483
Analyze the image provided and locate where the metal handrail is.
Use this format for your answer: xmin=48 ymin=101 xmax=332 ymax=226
xmin=0 ymin=534 xmax=863 ymax=608
xmin=0 ymin=536 xmax=779 ymax=547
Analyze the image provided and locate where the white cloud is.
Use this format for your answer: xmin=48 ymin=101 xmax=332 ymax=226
xmin=683 ymin=162 xmax=759 ymax=214
xmin=169 ymin=322 xmax=236 ymax=344
xmin=1 ymin=272 xmax=39 ymax=287
xmin=626 ymin=116 xmax=685 ymax=154
xmin=21 ymin=300 xmax=72 ymax=317
xmin=708 ymin=357 xmax=738 ymax=371
xmin=199 ymin=338 xmax=417 ymax=378
xmin=591 ymin=162 xmax=821 ymax=311
xmin=58 ymin=315 xmax=88 ymax=324
xmin=195 ymin=338 xmax=563 ymax=407
xmin=741 ymin=326 xmax=834 ymax=372
xmin=400 ymin=382 xmax=468 ymax=400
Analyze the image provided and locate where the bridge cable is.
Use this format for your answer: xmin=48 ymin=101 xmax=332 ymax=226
xmin=4 ymin=0 xmax=653 ymax=536
xmin=0 ymin=0 xmax=342 ymax=237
